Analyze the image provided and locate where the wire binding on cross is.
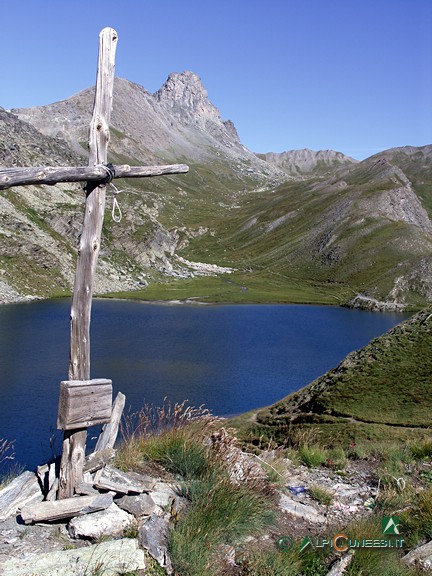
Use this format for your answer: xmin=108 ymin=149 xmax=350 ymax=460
xmin=99 ymin=164 xmax=123 ymax=223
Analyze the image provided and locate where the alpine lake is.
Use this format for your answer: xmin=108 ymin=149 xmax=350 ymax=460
xmin=0 ymin=298 xmax=409 ymax=471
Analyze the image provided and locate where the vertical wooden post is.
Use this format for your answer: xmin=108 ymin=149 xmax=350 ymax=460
xmin=58 ymin=27 xmax=118 ymax=499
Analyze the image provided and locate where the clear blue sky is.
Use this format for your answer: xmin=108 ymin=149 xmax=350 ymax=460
xmin=1 ymin=0 xmax=431 ymax=160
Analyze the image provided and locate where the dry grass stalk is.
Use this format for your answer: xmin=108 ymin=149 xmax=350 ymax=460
xmin=0 ymin=439 xmax=14 ymax=465
xmin=116 ymin=400 xmax=222 ymax=472
xmin=208 ymin=428 xmax=268 ymax=490
xmin=121 ymin=398 xmax=221 ymax=442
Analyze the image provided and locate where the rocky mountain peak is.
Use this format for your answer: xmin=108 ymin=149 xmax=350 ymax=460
xmin=156 ymin=70 xmax=205 ymax=98
xmin=154 ymin=71 xmax=217 ymax=123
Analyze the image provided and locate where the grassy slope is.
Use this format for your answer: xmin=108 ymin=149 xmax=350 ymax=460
xmin=115 ymin=148 xmax=432 ymax=309
xmin=104 ymin=272 xmax=345 ymax=305
xmin=13 ymin=129 xmax=427 ymax=308
xmin=7 ymin=141 xmax=429 ymax=308
xmin=231 ymin=306 xmax=432 ymax=447
xmin=182 ymin=157 xmax=432 ymax=309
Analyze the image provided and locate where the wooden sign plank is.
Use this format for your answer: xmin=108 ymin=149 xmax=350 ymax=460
xmin=57 ymin=378 xmax=112 ymax=430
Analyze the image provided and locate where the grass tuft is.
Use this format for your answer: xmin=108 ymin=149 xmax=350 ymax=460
xmin=116 ymin=400 xmax=276 ymax=576
xmin=401 ymin=486 xmax=432 ymax=546
xmin=410 ymin=437 xmax=432 ymax=461
xmin=115 ymin=399 xmax=220 ymax=474
xmin=342 ymin=516 xmax=417 ymax=576
xmin=298 ymin=444 xmax=328 ymax=468
xmin=237 ymin=548 xmax=303 ymax=575
xmin=308 ymin=484 xmax=334 ymax=506
xmin=170 ymin=478 xmax=274 ymax=576
xmin=0 ymin=438 xmax=16 ymax=488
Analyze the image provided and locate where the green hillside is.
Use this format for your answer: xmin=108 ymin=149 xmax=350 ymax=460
xmin=105 ymin=146 xmax=432 ymax=311
xmin=232 ymin=306 xmax=432 ymax=446
xmin=178 ymin=150 xmax=432 ymax=310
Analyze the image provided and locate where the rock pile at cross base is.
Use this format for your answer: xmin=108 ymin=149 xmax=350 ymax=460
xmin=1 ymin=441 xmax=432 ymax=575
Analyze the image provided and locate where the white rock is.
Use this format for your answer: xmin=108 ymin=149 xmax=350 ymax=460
xmin=150 ymin=481 xmax=179 ymax=507
xmin=327 ymin=552 xmax=354 ymax=575
xmin=279 ymin=493 xmax=326 ymax=523
xmin=67 ymin=503 xmax=134 ymax=540
xmin=402 ymin=540 xmax=432 ymax=570
xmin=1 ymin=538 xmax=145 ymax=575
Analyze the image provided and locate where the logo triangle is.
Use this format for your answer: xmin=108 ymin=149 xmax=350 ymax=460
xmin=299 ymin=536 xmax=313 ymax=552
xmin=382 ymin=516 xmax=401 ymax=535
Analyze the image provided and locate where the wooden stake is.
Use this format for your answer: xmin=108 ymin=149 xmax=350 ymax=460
xmin=95 ymin=392 xmax=126 ymax=451
xmin=58 ymin=27 xmax=118 ymax=499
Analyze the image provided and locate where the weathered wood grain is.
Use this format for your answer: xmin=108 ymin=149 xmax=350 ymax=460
xmin=83 ymin=447 xmax=115 ymax=472
xmin=2 ymin=27 xmax=190 ymax=502
xmin=46 ymin=478 xmax=59 ymax=501
xmin=20 ymin=493 xmax=113 ymax=524
xmin=59 ymin=27 xmax=118 ymax=499
xmin=95 ymin=392 xmax=125 ymax=451
xmin=0 ymin=163 xmax=189 ymax=190
xmin=70 ymin=26 xmax=118 ymax=384
xmin=57 ymin=378 xmax=112 ymax=430
xmin=36 ymin=463 xmax=49 ymax=492
xmin=0 ymin=471 xmax=43 ymax=521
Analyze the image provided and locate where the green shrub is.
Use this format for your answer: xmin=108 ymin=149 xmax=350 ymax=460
xmin=401 ymin=486 xmax=432 ymax=545
xmin=300 ymin=550 xmax=329 ymax=576
xmin=169 ymin=478 xmax=274 ymax=576
xmin=308 ymin=484 xmax=334 ymax=506
xmin=410 ymin=438 xmax=432 ymax=461
xmin=298 ymin=444 xmax=327 ymax=468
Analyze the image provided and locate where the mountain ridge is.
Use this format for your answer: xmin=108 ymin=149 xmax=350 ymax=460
xmin=12 ymin=74 xmax=282 ymax=178
xmin=257 ymin=148 xmax=358 ymax=178
xmin=1 ymin=71 xmax=431 ymax=309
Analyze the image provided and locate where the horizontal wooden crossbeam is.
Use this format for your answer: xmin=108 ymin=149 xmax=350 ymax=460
xmin=0 ymin=163 xmax=189 ymax=190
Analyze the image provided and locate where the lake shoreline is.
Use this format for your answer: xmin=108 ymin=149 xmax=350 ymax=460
xmin=0 ymin=300 xmax=409 ymax=470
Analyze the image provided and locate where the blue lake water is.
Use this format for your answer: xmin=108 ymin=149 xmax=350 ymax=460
xmin=0 ymin=298 xmax=409 ymax=471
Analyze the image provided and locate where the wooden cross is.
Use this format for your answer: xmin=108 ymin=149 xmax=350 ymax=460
xmin=0 ymin=28 xmax=188 ymax=498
